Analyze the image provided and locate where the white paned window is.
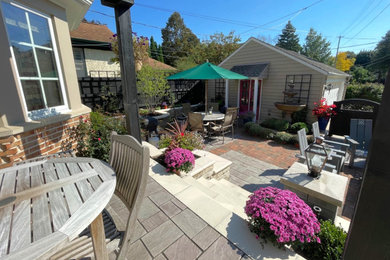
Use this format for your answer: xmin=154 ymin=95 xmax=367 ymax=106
xmin=1 ymin=1 xmax=68 ymax=119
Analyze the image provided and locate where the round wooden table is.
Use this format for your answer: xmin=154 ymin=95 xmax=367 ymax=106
xmin=195 ymin=112 xmax=225 ymax=121
xmin=0 ymin=157 xmax=116 ymax=259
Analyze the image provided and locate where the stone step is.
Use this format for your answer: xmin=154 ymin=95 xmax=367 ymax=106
xmin=193 ymin=150 xmax=232 ymax=179
xmin=196 ymin=176 xmax=214 ymax=188
xmin=217 ymin=179 xmax=252 ymax=198
xmin=188 ymin=156 xmax=215 ymax=179
xmin=181 ymin=176 xmax=218 ymax=199
xmin=209 ymin=179 xmax=249 ymax=202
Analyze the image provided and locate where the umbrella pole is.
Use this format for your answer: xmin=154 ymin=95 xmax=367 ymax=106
xmin=205 ymin=80 xmax=208 ymax=113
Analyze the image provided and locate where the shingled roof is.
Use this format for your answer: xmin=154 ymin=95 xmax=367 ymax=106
xmin=70 ymin=22 xmax=114 ymax=43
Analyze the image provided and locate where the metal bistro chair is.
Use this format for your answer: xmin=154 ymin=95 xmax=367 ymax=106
xmin=313 ymin=121 xmax=359 ymax=168
xmin=209 ymin=111 xmax=234 ymax=143
xmin=226 ymin=107 xmax=239 ymax=126
xmin=297 ymin=128 xmax=345 ymax=174
xmin=176 ymin=102 xmax=192 ymax=122
xmin=188 ymin=112 xmax=209 ymax=137
xmin=50 ymin=132 xmax=150 ymax=259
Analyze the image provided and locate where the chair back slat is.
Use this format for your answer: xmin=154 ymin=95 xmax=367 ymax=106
xmin=350 ymin=119 xmax=372 ymax=151
xmin=312 ymin=121 xmax=320 ymax=139
xmin=226 ymin=107 xmax=238 ymax=121
xmin=297 ymin=128 xmax=308 ymax=156
xmin=182 ymin=103 xmax=191 ymax=115
xmin=109 ymin=132 xmax=150 ymax=258
xmin=188 ymin=112 xmax=204 ymax=133
xmin=223 ymin=111 xmax=234 ymax=127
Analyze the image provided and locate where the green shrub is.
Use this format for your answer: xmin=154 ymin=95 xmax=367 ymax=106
xmin=345 ymin=83 xmax=384 ymax=102
xmin=74 ymin=112 xmax=127 ymax=162
xmin=244 ymin=122 xmax=257 ymax=131
xmin=291 ymin=107 xmax=308 ymax=124
xmin=293 ymin=219 xmax=347 ymax=260
xmin=273 ymin=132 xmax=296 ymax=144
xmin=245 ymin=123 xmax=276 ymax=139
xmin=261 ymin=118 xmax=290 ymax=131
xmin=290 ymin=122 xmax=309 ymax=134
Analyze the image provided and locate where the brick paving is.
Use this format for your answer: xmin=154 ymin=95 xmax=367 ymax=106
xmin=128 ymin=177 xmax=247 ymax=260
xmin=207 ymin=130 xmax=365 ymax=221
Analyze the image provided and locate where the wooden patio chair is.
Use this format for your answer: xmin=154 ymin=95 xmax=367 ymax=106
xmin=50 ymin=132 xmax=150 ymax=259
xmin=344 ymin=118 xmax=372 ymax=166
xmin=313 ymin=121 xmax=359 ymax=168
xmin=209 ymin=111 xmax=234 ymax=144
xmin=297 ymin=128 xmax=345 ymax=174
xmin=188 ymin=112 xmax=208 ymax=136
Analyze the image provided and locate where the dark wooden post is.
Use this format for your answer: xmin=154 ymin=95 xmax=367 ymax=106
xmin=101 ymin=0 xmax=141 ymax=143
xmin=343 ymin=69 xmax=390 ymax=259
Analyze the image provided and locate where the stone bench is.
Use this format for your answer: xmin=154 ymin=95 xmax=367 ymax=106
xmin=280 ymin=162 xmax=348 ymax=221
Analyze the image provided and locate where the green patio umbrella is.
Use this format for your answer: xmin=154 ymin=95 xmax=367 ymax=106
xmin=167 ymin=62 xmax=248 ymax=112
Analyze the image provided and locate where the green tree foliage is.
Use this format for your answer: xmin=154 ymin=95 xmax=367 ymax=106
xmin=355 ymin=50 xmax=374 ymax=66
xmin=370 ymin=30 xmax=390 ymax=77
xmin=161 ymin=12 xmax=200 ymax=66
xmin=149 ymin=36 xmax=158 ymax=60
xmin=350 ymin=66 xmax=375 ymax=84
xmin=276 ymin=21 xmax=302 ymax=53
xmin=345 ymin=83 xmax=384 ymax=102
xmin=158 ymin=45 xmax=164 ymax=63
xmin=192 ymin=31 xmax=241 ymax=65
xmin=136 ymin=65 xmax=170 ymax=112
xmin=302 ymin=28 xmax=331 ymax=63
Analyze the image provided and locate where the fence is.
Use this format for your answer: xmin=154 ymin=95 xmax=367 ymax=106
xmin=78 ymin=77 xmax=204 ymax=112
xmin=329 ymin=98 xmax=380 ymax=136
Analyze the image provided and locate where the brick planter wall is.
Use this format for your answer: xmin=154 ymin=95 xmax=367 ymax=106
xmin=0 ymin=114 xmax=89 ymax=169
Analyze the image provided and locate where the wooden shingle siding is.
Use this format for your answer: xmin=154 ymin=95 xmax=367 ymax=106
xmin=221 ymin=40 xmax=328 ymax=123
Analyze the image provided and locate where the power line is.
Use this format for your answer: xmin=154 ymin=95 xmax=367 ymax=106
xmin=332 ymin=41 xmax=379 ymax=50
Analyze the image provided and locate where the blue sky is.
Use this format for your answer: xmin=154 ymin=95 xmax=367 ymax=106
xmin=84 ymin=0 xmax=390 ymax=55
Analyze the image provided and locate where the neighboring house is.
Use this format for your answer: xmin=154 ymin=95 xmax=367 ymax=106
xmin=70 ymin=22 xmax=176 ymax=77
xmin=70 ymin=21 xmax=120 ymax=77
xmin=207 ymin=37 xmax=349 ymax=122
xmin=0 ymin=0 xmax=92 ymax=168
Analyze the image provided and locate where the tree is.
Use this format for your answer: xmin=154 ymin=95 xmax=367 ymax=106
xmin=149 ymin=36 xmax=158 ymax=60
xmin=192 ymin=31 xmax=241 ymax=65
xmin=161 ymin=12 xmax=200 ymax=66
xmin=136 ymin=65 xmax=170 ymax=112
xmin=350 ymin=66 xmax=375 ymax=84
xmin=335 ymin=52 xmax=355 ymax=71
xmin=157 ymin=45 xmax=164 ymax=63
xmin=370 ymin=30 xmax=390 ymax=77
xmin=276 ymin=21 xmax=302 ymax=53
xmin=302 ymin=28 xmax=331 ymax=63
xmin=355 ymin=50 xmax=374 ymax=66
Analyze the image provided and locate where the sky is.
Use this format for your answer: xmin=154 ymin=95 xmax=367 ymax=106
xmin=84 ymin=0 xmax=390 ymax=55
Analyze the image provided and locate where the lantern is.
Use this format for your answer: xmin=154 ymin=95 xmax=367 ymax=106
xmin=304 ymin=143 xmax=331 ymax=178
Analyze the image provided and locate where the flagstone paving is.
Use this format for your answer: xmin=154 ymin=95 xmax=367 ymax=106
xmin=206 ymin=132 xmax=364 ymax=221
xmin=130 ymin=177 xmax=248 ymax=260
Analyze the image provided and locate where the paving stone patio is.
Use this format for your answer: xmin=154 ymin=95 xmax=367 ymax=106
xmin=206 ymin=131 xmax=365 ymax=221
xmin=130 ymin=177 xmax=247 ymax=260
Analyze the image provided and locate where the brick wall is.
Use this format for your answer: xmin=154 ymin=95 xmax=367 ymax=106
xmin=0 ymin=114 xmax=89 ymax=169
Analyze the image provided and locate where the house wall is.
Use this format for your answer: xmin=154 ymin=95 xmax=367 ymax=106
xmin=0 ymin=0 xmax=90 ymax=133
xmin=0 ymin=0 xmax=90 ymax=167
xmin=324 ymin=76 xmax=347 ymax=104
xmin=84 ymin=48 xmax=120 ymax=77
xmin=220 ymin=40 xmax=330 ymax=123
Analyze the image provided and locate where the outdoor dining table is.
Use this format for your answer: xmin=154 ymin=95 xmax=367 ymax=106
xmin=195 ymin=112 xmax=225 ymax=122
xmin=0 ymin=157 xmax=116 ymax=260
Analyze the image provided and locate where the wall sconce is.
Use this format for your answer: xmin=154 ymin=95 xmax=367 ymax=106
xmin=324 ymin=83 xmax=333 ymax=91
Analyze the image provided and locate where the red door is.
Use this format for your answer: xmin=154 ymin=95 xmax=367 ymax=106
xmin=239 ymin=80 xmax=261 ymax=120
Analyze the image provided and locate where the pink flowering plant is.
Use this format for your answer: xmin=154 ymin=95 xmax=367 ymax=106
xmin=245 ymin=187 xmax=321 ymax=248
xmin=164 ymin=148 xmax=195 ymax=175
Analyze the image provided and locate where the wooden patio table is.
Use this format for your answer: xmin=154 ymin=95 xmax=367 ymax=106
xmin=0 ymin=157 xmax=116 ymax=260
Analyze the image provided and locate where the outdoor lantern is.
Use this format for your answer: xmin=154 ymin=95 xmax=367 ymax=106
xmin=304 ymin=142 xmax=330 ymax=178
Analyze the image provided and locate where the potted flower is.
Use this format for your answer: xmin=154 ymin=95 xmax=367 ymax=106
xmin=312 ymin=98 xmax=336 ymax=131
xmin=164 ymin=147 xmax=195 ymax=176
xmin=245 ymin=187 xmax=321 ymax=248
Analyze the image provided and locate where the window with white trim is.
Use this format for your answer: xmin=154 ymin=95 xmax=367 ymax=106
xmin=1 ymin=1 xmax=67 ymax=119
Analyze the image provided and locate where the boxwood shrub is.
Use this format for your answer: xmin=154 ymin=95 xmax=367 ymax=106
xmin=260 ymin=118 xmax=290 ymax=131
xmin=290 ymin=122 xmax=309 ymax=134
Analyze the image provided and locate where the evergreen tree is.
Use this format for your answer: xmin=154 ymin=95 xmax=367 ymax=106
xmin=302 ymin=28 xmax=331 ymax=63
xmin=161 ymin=12 xmax=200 ymax=66
xmin=276 ymin=21 xmax=302 ymax=53
xmin=370 ymin=31 xmax=390 ymax=77
xmin=149 ymin=36 xmax=158 ymax=60
xmin=158 ymin=45 xmax=164 ymax=63
xmin=355 ymin=50 xmax=374 ymax=67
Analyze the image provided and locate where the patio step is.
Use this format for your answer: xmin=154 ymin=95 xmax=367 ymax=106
xmin=149 ymin=159 xmax=304 ymax=260
xmin=214 ymin=179 xmax=251 ymax=198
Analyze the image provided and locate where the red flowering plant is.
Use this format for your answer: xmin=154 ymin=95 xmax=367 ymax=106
xmin=312 ymin=98 xmax=337 ymax=119
xmin=159 ymin=119 xmax=204 ymax=151
xmin=245 ymin=187 xmax=321 ymax=248
xmin=164 ymin=147 xmax=195 ymax=175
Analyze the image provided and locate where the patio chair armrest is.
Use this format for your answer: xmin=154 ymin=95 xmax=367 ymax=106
xmin=331 ymin=149 xmax=347 ymax=156
xmin=323 ymin=140 xmax=350 ymax=148
xmin=295 ymin=154 xmax=305 ymax=160
xmin=344 ymin=135 xmax=359 ymax=146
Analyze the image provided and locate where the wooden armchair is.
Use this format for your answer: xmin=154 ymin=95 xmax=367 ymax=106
xmin=209 ymin=111 xmax=234 ymax=143
xmin=50 ymin=132 xmax=150 ymax=259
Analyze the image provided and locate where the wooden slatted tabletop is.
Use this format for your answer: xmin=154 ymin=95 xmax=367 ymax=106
xmin=0 ymin=157 xmax=116 ymax=260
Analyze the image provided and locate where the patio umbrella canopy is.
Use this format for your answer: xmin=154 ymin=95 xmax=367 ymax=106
xmin=167 ymin=62 xmax=248 ymax=112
